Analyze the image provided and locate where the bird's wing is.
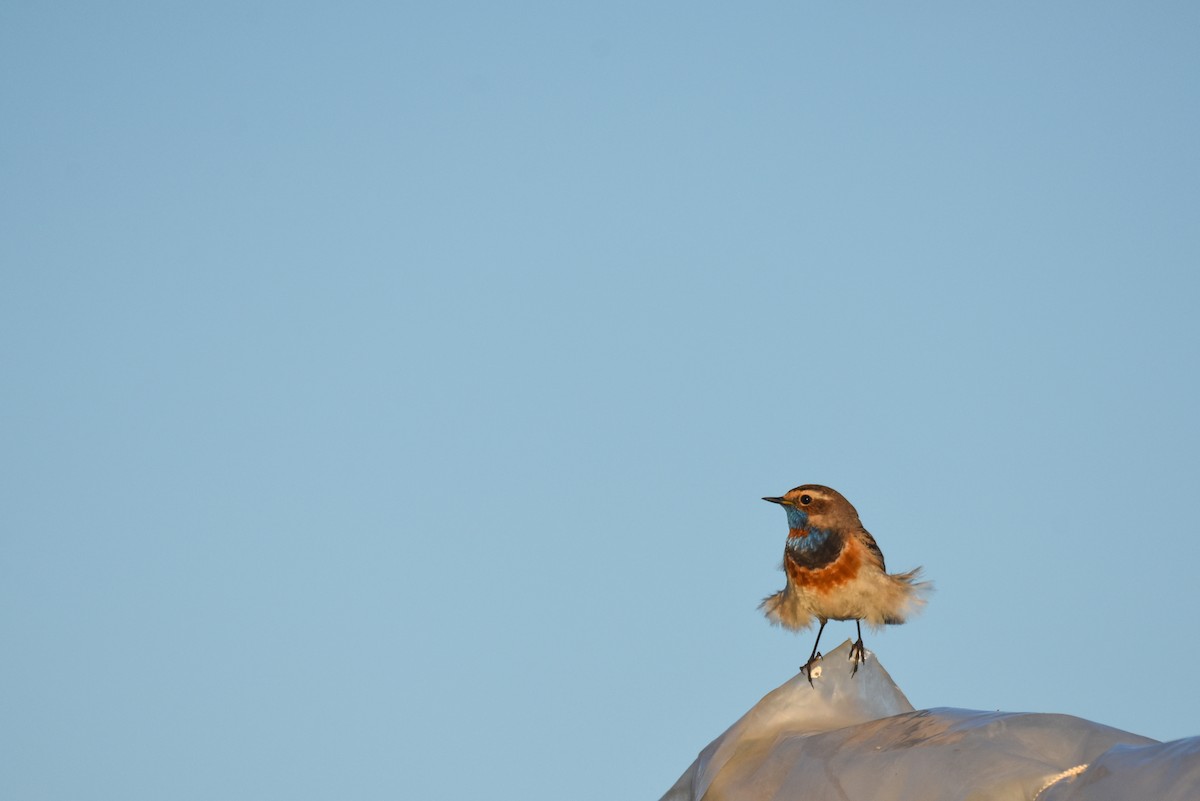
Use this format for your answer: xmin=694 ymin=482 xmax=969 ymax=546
xmin=855 ymin=527 xmax=887 ymax=572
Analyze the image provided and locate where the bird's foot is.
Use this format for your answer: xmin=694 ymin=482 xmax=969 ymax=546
xmin=800 ymin=652 xmax=823 ymax=687
xmin=848 ymin=638 xmax=867 ymax=677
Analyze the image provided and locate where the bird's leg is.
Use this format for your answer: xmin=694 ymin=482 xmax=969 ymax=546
xmin=849 ymin=619 xmax=866 ymax=676
xmin=801 ymin=620 xmax=827 ymax=687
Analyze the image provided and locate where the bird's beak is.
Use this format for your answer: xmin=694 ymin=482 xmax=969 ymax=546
xmin=762 ymin=496 xmax=788 ymax=505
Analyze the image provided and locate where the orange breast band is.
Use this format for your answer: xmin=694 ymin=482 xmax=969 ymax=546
xmin=786 ymin=537 xmax=863 ymax=592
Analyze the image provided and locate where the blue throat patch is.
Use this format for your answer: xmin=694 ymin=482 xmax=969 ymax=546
xmin=777 ymin=503 xmax=844 ymax=565
xmin=780 ymin=506 xmax=835 ymax=557
xmin=786 ymin=525 xmax=833 ymax=555
xmin=783 ymin=506 xmax=809 ymax=529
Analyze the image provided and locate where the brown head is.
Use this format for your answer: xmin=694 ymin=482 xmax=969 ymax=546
xmin=762 ymin=484 xmax=864 ymax=532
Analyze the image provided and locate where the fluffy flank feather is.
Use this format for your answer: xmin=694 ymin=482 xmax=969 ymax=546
xmin=880 ymin=566 xmax=933 ymax=625
xmin=758 ymin=587 xmax=816 ymax=631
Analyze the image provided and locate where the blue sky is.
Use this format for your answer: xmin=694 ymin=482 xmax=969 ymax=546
xmin=3 ymin=2 xmax=1198 ymax=800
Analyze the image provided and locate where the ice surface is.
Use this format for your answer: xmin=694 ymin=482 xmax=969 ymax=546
xmin=1037 ymin=737 xmax=1200 ymax=801
xmin=660 ymin=640 xmax=1200 ymax=801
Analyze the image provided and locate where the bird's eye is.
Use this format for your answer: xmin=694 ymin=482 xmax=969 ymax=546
xmin=800 ymin=494 xmax=813 ymax=505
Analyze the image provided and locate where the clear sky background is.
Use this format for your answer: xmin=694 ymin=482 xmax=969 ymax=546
xmin=3 ymin=3 xmax=1198 ymax=800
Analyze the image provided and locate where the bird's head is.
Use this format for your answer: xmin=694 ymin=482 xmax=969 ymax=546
xmin=762 ymin=484 xmax=862 ymax=531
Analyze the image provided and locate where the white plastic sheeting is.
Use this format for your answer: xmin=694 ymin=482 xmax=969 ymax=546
xmin=660 ymin=640 xmax=1200 ymax=801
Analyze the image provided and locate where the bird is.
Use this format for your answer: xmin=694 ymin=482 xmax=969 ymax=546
xmin=759 ymin=484 xmax=930 ymax=685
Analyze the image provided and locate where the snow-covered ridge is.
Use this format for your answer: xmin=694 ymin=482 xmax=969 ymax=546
xmin=660 ymin=640 xmax=1200 ymax=801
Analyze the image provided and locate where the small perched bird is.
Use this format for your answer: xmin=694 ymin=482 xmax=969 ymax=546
xmin=760 ymin=484 xmax=930 ymax=684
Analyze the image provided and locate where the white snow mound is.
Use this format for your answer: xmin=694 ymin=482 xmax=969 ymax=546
xmin=660 ymin=640 xmax=1200 ymax=801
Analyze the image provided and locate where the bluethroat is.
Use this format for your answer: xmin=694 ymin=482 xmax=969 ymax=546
xmin=760 ymin=485 xmax=930 ymax=685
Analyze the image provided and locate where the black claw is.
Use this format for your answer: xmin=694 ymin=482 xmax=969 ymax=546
xmin=802 ymin=620 xmax=828 ymax=687
xmin=799 ymin=661 xmax=810 ymax=685
xmin=847 ymin=638 xmax=867 ymax=677
xmin=800 ymin=652 xmax=823 ymax=687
